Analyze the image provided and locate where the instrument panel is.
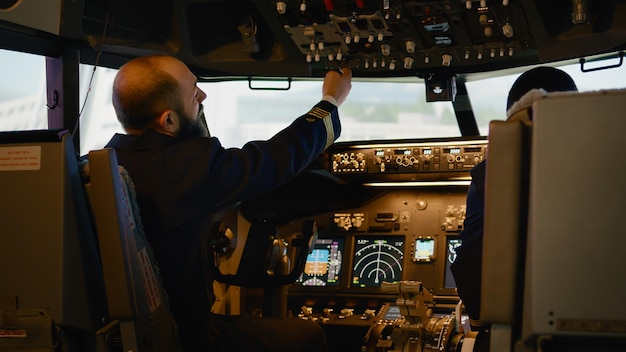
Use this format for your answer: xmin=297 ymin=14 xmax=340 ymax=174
xmin=327 ymin=137 xmax=487 ymax=182
xmin=285 ymin=188 xmax=468 ymax=299
xmin=240 ymin=137 xmax=483 ymax=351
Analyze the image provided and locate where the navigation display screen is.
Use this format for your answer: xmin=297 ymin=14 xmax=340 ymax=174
xmin=295 ymin=238 xmax=344 ymax=286
xmin=352 ymin=236 xmax=404 ymax=287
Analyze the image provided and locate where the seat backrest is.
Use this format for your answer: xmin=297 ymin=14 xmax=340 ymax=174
xmin=0 ymin=129 xmax=107 ymax=350
xmin=86 ymin=148 xmax=182 ymax=352
xmin=482 ymin=89 xmax=626 ymax=348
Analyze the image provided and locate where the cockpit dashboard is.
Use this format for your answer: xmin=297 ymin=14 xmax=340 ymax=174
xmin=238 ymin=136 xmax=486 ymax=350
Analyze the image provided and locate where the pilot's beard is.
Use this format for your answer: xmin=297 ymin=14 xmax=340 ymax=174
xmin=177 ymin=104 xmax=210 ymax=140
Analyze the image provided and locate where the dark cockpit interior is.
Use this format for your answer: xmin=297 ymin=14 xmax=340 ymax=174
xmin=1 ymin=1 xmax=626 ymax=352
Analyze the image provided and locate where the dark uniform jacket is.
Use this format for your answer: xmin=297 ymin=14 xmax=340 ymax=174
xmin=105 ymin=100 xmax=341 ymax=350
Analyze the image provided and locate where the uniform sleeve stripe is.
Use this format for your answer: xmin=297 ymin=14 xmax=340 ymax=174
xmin=323 ymin=112 xmax=334 ymax=149
xmin=307 ymin=106 xmax=335 ymax=149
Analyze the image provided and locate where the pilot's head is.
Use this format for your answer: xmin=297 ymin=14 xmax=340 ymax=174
xmin=112 ymin=55 xmax=207 ymax=139
xmin=506 ymin=66 xmax=578 ymax=114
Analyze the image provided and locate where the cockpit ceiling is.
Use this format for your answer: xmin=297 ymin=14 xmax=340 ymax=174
xmin=55 ymin=0 xmax=626 ymax=77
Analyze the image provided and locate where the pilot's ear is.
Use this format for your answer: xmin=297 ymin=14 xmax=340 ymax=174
xmin=158 ymin=110 xmax=178 ymax=136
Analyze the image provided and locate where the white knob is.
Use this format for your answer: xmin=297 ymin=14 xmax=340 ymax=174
xmin=403 ymin=57 xmax=414 ymax=69
xmin=479 ymin=14 xmax=488 ymax=25
xmin=405 ymin=40 xmax=416 ymax=53
xmin=300 ymin=1 xmax=306 ymax=12
xmin=318 ymin=42 xmax=324 ymax=50
xmin=378 ymin=32 xmax=384 ymax=41
xmin=276 ymin=1 xmax=287 ymax=14
xmin=502 ymin=23 xmax=514 ymax=38
xmin=381 ymin=44 xmax=391 ymax=56
xmin=315 ymin=51 xmax=320 ymax=62
xmin=328 ymin=52 xmax=334 ymax=61
xmin=336 ymin=50 xmax=343 ymax=61
xmin=466 ymin=0 xmax=472 ymax=9
xmin=484 ymin=26 xmax=493 ymax=37
xmin=310 ymin=42 xmax=316 ymax=51
xmin=353 ymin=33 xmax=361 ymax=43
xmin=345 ymin=36 xmax=351 ymax=44
xmin=442 ymin=53 xmax=452 ymax=66
xmin=368 ymin=34 xmax=375 ymax=43
xmin=480 ymin=0 xmax=487 ymax=7
xmin=389 ymin=60 xmax=396 ymax=70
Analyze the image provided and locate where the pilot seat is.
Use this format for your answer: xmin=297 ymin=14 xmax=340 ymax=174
xmin=0 ymin=128 xmax=317 ymax=351
xmin=481 ymin=88 xmax=626 ymax=352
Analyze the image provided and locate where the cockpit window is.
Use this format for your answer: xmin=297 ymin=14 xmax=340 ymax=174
xmin=0 ymin=49 xmax=624 ymax=154
xmin=0 ymin=49 xmax=46 ymax=131
xmin=468 ymin=62 xmax=626 ymax=135
xmin=201 ymin=79 xmax=460 ymax=149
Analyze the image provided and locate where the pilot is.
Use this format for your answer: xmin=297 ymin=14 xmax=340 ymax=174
xmin=450 ymin=66 xmax=578 ymax=348
xmin=105 ymin=54 xmax=352 ymax=351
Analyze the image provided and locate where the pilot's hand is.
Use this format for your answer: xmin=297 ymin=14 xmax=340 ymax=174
xmin=322 ymin=67 xmax=352 ymax=107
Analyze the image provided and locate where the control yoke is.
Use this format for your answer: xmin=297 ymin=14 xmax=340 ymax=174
xmin=208 ymin=219 xmax=317 ymax=288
